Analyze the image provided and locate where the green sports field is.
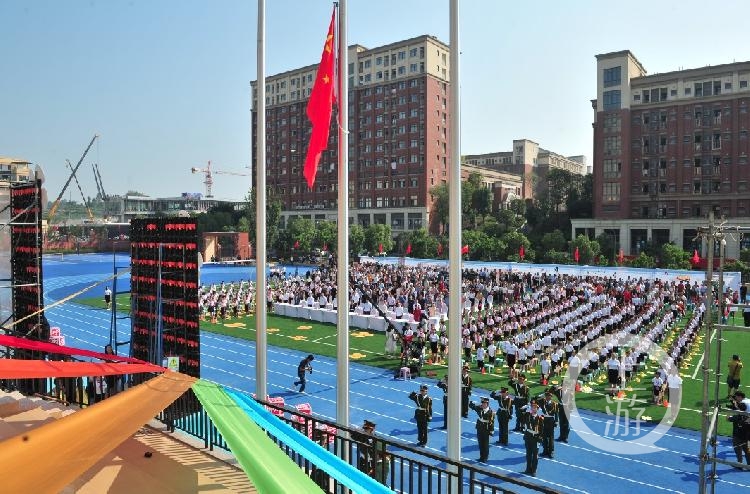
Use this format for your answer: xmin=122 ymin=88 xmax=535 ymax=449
xmin=78 ymin=294 xmax=750 ymax=436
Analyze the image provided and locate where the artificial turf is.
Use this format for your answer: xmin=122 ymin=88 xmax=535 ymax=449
xmin=77 ymin=293 xmax=750 ymax=436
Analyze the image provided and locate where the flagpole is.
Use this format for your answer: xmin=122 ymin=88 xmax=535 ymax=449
xmin=335 ymin=0 xmax=350 ymax=435
xmin=255 ymin=0 xmax=268 ymax=400
xmin=447 ymin=0 xmax=462 ymax=473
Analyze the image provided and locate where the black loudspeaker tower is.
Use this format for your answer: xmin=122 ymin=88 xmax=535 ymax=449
xmin=130 ymin=218 xmax=200 ymax=377
xmin=9 ymin=180 xmax=48 ymax=394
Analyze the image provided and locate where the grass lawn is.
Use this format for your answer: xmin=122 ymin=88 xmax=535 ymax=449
xmin=78 ymin=294 xmax=750 ymax=436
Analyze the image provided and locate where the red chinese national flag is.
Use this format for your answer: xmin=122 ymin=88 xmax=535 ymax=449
xmin=574 ymin=247 xmax=580 ymax=263
xmin=692 ymin=249 xmax=700 ymax=265
xmin=378 ymin=243 xmax=383 ymax=253
xmin=406 ymin=243 xmax=412 ymax=255
xmin=322 ymin=243 xmax=328 ymax=252
xmin=303 ymin=8 xmax=337 ymax=189
xmin=437 ymin=243 xmax=443 ymax=256
xmin=519 ymin=244 xmax=525 ymax=260
xmin=294 ymin=240 xmax=300 ymax=249
xmin=461 ymin=244 xmax=469 ymax=255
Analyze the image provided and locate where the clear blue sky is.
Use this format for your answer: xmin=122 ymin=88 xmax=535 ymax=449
xmin=2 ymin=0 xmax=750 ymax=202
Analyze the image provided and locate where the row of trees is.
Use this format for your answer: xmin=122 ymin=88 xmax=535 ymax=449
xmin=193 ymin=169 xmax=750 ymax=276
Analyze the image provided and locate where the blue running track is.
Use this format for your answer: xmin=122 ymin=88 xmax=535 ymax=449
xmin=41 ymin=254 xmax=748 ymax=494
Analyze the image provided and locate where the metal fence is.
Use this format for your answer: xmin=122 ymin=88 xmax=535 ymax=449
xmin=157 ymin=394 xmax=561 ymax=494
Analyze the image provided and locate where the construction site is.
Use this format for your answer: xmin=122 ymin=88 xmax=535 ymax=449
xmin=0 ymin=135 xmax=251 ymax=255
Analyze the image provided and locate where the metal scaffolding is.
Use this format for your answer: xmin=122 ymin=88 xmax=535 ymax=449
xmin=697 ymin=212 xmax=750 ymax=493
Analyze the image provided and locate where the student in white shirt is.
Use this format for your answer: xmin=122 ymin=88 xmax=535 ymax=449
xmin=666 ymin=368 xmax=683 ymax=420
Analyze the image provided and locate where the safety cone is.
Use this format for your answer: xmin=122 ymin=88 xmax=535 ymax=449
xmin=663 ymin=399 xmax=669 ymax=407
xmin=575 ymin=382 xmax=582 ymax=392
xmin=617 ymin=390 xmax=625 ymax=399
xmin=481 ymin=367 xmax=486 ymax=374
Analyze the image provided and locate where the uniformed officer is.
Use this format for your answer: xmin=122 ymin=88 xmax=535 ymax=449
xmin=509 ymin=374 xmax=529 ymax=431
xmin=352 ymin=419 xmax=377 ymax=475
xmin=552 ymin=384 xmax=570 ymax=443
xmin=521 ymin=399 xmax=544 ymax=477
xmin=539 ymin=389 xmax=559 ymax=458
xmin=461 ymin=365 xmax=473 ymax=418
xmin=437 ymin=374 xmax=449 ymax=429
xmin=409 ymin=384 xmax=433 ymax=446
xmin=490 ymin=386 xmax=513 ymax=445
xmin=469 ymin=396 xmax=495 ymax=462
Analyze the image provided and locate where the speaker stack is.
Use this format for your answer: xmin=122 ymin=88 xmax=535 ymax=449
xmin=129 ymin=217 xmax=200 ymax=379
xmin=9 ymin=180 xmax=48 ymax=394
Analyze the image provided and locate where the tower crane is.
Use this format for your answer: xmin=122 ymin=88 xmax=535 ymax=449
xmin=48 ymin=134 xmax=98 ymax=222
xmin=190 ymin=161 xmax=249 ymax=198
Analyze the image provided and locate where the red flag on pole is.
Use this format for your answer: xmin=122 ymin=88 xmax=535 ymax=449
xmin=692 ymin=249 xmax=700 ymax=265
xmin=378 ymin=243 xmax=383 ymax=253
xmin=519 ymin=244 xmax=525 ymax=260
xmin=437 ymin=243 xmax=443 ymax=256
xmin=574 ymin=247 xmax=580 ymax=263
xmin=406 ymin=243 xmax=412 ymax=255
xmin=617 ymin=249 xmax=624 ymax=264
xmin=294 ymin=240 xmax=300 ymax=249
xmin=322 ymin=243 xmax=328 ymax=252
xmin=303 ymin=8 xmax=336 ymax=189
xmin=461 ymin=245 xmax=469 ymax=255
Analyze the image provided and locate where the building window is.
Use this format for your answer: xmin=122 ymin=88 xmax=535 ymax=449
xmin=603 ymin=182 xmax=620 ymax=202
xmin=603 ymin=136 xmax=621 ymax=156
xmin=741 ymin=80 xmax=748 ymax=89
xmin=603 ymin=159 xmax=621 ymax=179
xmin=603 ymin=90 xmax=621 ymax=111
xmin=603 ymin=66 xmax=622 ymax=87
xmin=603 ymin=114 xmax=621 ymax=133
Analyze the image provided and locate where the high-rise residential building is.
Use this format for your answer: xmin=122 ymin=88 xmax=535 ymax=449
xmin=573 ymin=51 xmax=750 ymax=258
xmin=251 ymin=35 xmax=451 ymax=234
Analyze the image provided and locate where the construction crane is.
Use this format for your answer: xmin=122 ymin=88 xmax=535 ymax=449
xmin=48 ymin=134 xmax=99 ymax=222
xmin=66 ymin=159 xmax=94 ymax=221
xmin=92 ymin=163 xmax=107 ymax=200
xmin=190 ymin=161 xmax=249 ymax=198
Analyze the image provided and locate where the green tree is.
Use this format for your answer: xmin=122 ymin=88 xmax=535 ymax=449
xmin=315 ymin=221 xmax=338 ymax=254
xmin=245 ymin=188 xmax=282 ymax=250
xmin=429 ymin=183 xmax=449 ymax=233
xmin=349 ymin=224 xmax=365 ymax=256
xmin=568 ymin=174 xmax=593 ymax=218
xmin=542 ymin=229 xmax=568 ymax=253
xmin=629 ymin=251 xmax=656 ymax=268
xmin=500 ymin=230 xmax=531 ymax=261
xmin=542 ymin=249 xmax=573 ymax=265
xmin=364 ymin=224 xmax=393 ymax=254
xmin=508 ymin=198 xmax=526 ymax=217
xmin=462 ymin=230 xmax=495 ymax=261
xmin=287 ymin=218 xmax=316 ymax=253
xmin=570 ymin=234 xmax=601 ymax=265
xmin=595 ymin=232 xmax=616 ymax=264
xmin=725 ymin=259 xmax=750 ymax=283
xmin=237 ymin=216 xmax=250 ymax=233
xmin=660 ymin=243 xmax=692 ymax=270
xmin=404 ymin=228 xmax=438 ymax=258
xmin=740 ymin=248 xmax=750 ymax=264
